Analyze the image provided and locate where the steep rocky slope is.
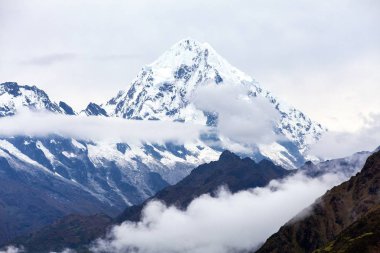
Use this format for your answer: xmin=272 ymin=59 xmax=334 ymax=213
xmin=314 ymin=206 xmax=380 ymax=253
xmin=255 ymin=150 xmax=380 ymax=253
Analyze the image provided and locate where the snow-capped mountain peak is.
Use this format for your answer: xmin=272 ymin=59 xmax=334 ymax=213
xmin=102 ymin=39 xmax=325 ymax=161
xmin=0 ymin=82 xmax=76 ymax=116
xmin=149 ymin=38 xmax=253 ymax=83
xmin=103 ymin=39 xmax=260 ymax=122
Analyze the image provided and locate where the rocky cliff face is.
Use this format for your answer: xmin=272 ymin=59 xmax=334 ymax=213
xmin=314 ymin=206 xmax=380 ymax=253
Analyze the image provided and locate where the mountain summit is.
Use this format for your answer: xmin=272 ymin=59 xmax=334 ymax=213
xmin=103 ymin=38 xmax=251 ymax=121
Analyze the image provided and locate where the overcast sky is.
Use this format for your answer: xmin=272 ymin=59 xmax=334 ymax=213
xmin=0 ymin=0 xmax=379 ymax=131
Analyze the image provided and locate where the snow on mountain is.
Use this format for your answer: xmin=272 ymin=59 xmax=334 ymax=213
xmin=103 ymin=38 xmax=255 ymax=121
xmin=0 ymin=82 xmax=75 ymax=116
xmin=102 ymin=38 xmax=325 ymax=167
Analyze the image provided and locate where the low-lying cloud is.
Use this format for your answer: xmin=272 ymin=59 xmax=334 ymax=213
xmin=91 ymin=172 xmax=346 ymax=253
xmin=193 ymin=83 xmax=282 ymax=151
xmin=310 ymin=113 xmax=380 ymax=159
xmin=0 ymin=111 xmax=206 ymax=144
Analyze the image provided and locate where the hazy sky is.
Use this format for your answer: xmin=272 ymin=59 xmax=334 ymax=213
xmin=0 ymin=0 xmax=379 ymax=131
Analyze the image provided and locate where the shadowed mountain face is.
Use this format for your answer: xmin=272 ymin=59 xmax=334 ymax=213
xmin=10 ymin=151 xmax=291 ymax=253
xmin=117 ymin=150 xmax=292 ymax=222
xmin=255 ymin=150 xmax=380 ymax=253
xmin=0 ymin=157 xmax=116 ymax=245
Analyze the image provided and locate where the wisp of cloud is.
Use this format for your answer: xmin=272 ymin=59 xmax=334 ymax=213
xmin=0 ymin=111 xmax=207 ymax=144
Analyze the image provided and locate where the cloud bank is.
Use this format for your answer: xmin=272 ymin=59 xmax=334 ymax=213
xmin=0 ymin=111 xmax=206 ymax=144
xmin=310 ymin=113 xmax=380 ymax=159
xmin=91 ymin=172 xmax=346 ymax=253
xmin=193 ymin=83 xmax=282 ymax=152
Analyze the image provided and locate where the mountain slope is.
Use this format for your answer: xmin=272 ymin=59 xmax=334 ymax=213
xmin=11 ymin=151 xmax=291 ymax=253
xmin=0 ymin=156 xmax=114 ymax=244
xmin=255 ymin=150 xmax=380 ymax=253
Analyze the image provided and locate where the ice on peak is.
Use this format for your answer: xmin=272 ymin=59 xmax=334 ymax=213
xmin=145 ymin=38 xmax=254 ymax=86
xmin=103 ymin=39 xmax=261 ymax=120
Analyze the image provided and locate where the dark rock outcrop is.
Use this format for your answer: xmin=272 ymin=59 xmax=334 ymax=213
xmin=117 ymin=150 xmax=291 ymax=222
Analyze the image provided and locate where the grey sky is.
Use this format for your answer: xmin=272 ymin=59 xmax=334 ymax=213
xmin=0 ymin=0 xmax=379 ymax=131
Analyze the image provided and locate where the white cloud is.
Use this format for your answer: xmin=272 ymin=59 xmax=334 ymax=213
xmin=91 ymin=172 xmax=346 ymax=253
xmin=0 ymin=111 xmax=207 ymax=144
xmin=310 ymin=113 xmax=380 ymax=159
xmin=193 ymin=83 xmax=282 ymax=151
xmin=0 ymin=246 xmax=23 ymax=253
xmin=0 ymin=246 xmax=74 ymax=253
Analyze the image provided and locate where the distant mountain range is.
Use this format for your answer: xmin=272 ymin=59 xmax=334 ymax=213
xmin=0 ymin=39 xmax=326 ymax=243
